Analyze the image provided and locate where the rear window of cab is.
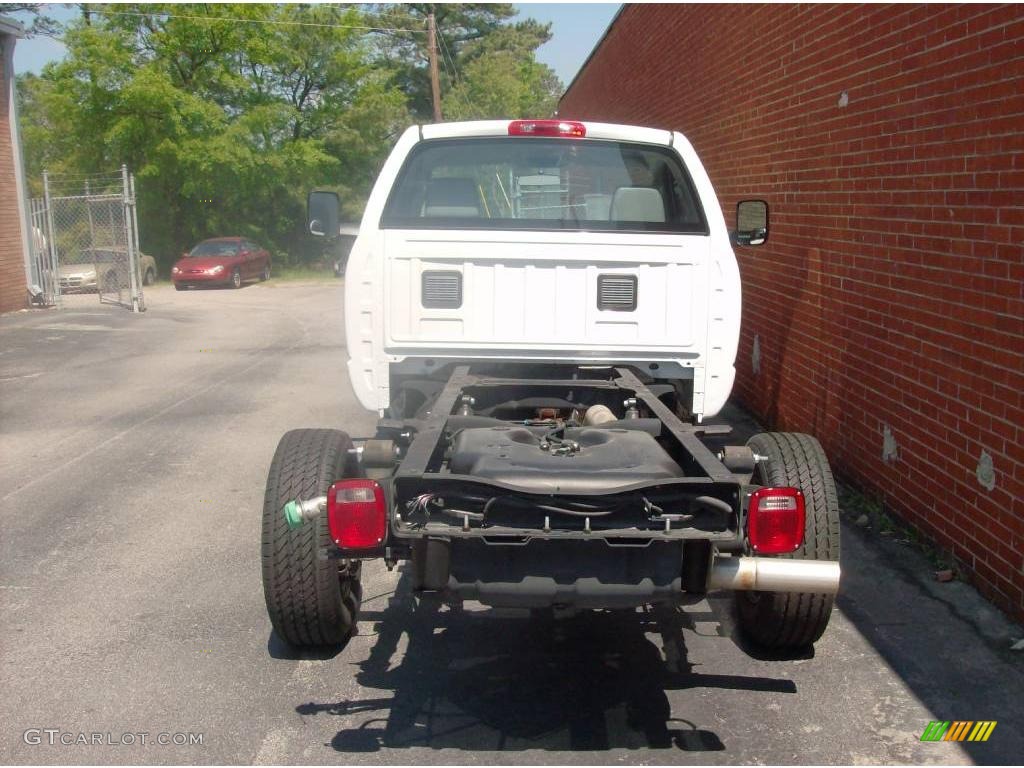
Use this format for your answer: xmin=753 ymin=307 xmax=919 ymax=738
xmin=381 ymin=137 xmax=708 ymax=234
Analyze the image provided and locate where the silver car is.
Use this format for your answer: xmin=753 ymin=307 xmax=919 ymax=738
xmin=58 ymin=248 xmax=158 ymax=293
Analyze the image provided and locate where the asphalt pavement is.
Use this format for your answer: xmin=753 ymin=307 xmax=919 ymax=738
xmin=1 ymin=282 xmax=1022 ymax=765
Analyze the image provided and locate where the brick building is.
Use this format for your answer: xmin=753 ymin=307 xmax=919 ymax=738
xmin=561 ymin=4 xmax=1024 ymax=620
xmin=0 ymin=16 xmax=31 ymax=314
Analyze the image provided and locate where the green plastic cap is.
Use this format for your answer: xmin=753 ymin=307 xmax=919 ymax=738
xmin=283 ymin=500 xmax=304 ymax=529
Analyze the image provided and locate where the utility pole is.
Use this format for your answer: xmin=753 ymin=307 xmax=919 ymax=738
xmin=427 ymin=12 xmax=442 ymax=122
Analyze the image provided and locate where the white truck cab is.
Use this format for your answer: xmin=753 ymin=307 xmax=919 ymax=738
xmin=319 ymin=120 xmax=750 ymax=422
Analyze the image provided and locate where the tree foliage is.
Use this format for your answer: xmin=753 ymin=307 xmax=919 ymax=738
xmin=370 ymin=3 xmax=557 ymax=121
xmin=0 ymin=3 xmax=61 ymax=36
xmin=15 ymin=3 xmax=562 ymax=268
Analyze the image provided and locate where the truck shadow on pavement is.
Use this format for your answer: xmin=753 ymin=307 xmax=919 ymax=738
xmin=294 ymin=574 xmax=797 ymax=753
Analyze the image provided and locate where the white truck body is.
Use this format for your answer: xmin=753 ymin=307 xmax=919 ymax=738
xmin=344 ymin=120 xmax=741 ymax=421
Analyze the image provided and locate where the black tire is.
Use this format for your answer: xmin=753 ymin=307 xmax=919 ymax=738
xmin=736 ymin=432 xmax=840 ymax=650
xmin=262 ymin=428 xmax=362 ymax=648
xmin=260 ymin=264 xmax=270 ymax=282
xmin=144 ymin=267 xmax=155 ymax=286
xmin=231 ymin=268 xmax=242 ymax=289
xmin=174 ymin=283 xmax=185 ymax=291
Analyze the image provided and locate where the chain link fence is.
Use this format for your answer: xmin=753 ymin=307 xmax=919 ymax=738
xmin=28 ymin=166 xmax=145 ymax=312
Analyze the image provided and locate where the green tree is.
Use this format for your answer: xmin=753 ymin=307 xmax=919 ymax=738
xmin=0 ymin=3 xmax=61 ymax=36
xmin=441 ymin=19 xmax=562 ymax=120
xmin=18 ymin=3 xmax=408 ymax=267
xmin=15 ymin=2 xmax=562 ymax=269
xmin=444 ymin=51 xmax=560 ymax=120
xmin=371 ymin=3 xmax=560 ymax=121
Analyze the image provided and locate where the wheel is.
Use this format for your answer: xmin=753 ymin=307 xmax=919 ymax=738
xmin=144 ymin=267 xmax=155 ymax=286
xmin=174 ymin=283 xmax=185 ymax=291
xmin=260 ymin=264 xmax=270 ymax=282
xmin=231 ymin=268 xmax=242 ymax=289
xmin=736 ymin=432 xmax=840 ymax=650
xmin=262 ymin=428 xmax=362 ymax=648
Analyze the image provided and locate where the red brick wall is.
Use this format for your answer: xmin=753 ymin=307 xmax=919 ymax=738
xmin=0 ymin=35 xmax=28 ymax=314
xmin=561 ymin=3 xmax=1024 ymax=620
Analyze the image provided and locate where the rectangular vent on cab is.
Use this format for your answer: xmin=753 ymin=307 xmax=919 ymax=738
xmin=421 ymin=270 xmax=463 ymax=309
xmin=597 ymin=274 xmax=637 ymax=311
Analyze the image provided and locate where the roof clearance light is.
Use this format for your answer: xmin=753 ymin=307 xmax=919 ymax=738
xmin=508 ymin=119 xmax=586 ymax=138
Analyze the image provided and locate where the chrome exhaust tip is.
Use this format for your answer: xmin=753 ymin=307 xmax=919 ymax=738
xmin=708 ymin=555 xmax=840 ymax=594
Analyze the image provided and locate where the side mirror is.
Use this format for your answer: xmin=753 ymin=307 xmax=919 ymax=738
xmin=308 ymin=190 xmax=340 ymax=238
xmin=732 ymin=200 xmax=769 ymax=247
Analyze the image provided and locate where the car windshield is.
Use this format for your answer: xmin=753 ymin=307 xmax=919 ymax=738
xmin=382 ymin=137 xmax=707 ymax=233
xmin=190 ymin=241 xmax=238 ymax=257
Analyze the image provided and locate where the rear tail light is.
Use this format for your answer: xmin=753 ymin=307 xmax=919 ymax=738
xmin=747 ymin=487 xmax=805 ymax=554
xmin=327 ymin=479 xmax=387 ymax=552
xmin=508 ymin=119 xmax=586 ymax=138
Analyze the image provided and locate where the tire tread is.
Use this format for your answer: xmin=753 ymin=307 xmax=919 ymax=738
xmin=738 ymin=432 xmax=840 ymax=649
xmin=261 ymin=429 xmax=360 ymax=647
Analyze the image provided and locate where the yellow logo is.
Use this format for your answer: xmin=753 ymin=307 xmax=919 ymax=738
xmin=920 ymin=721 xmax=996 ymax=742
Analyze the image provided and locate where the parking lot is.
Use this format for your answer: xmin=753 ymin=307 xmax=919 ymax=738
xmin=1 ymin=282 xmax=1022 ymax=764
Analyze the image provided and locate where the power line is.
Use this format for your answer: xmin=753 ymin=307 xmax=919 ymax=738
xmin=435 ymin=28 xmax=456 ymax=85
xmin=437 ymin=27 xmax=461 ymax=87
xmin=426 ymin=12 xmax=442 ymax=121
xmin=436 ymin=24 xmax=471 ymax=115
xmin=90 ymin=8 xmax=428 ymax=35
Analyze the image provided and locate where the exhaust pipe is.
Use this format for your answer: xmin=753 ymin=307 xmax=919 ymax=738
xmin=708 ymin=555 xmax=840 ymax=594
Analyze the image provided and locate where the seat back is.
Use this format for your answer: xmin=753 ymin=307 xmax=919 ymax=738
xmin=424 ymin=177 xmax=480 ymax=217
xmin=583 ymin=193 xmax=613 ymax=220
xmin=609 ymin=187 xmax=666 ymax=223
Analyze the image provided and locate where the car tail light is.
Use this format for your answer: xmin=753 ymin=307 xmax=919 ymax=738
xmin=508 ymin=119 xmax=586 ymax=138
xmin=327 ymin=479 xmax=387 ymax=552
xmin=747 ymin=487 xmax=805 ymax=554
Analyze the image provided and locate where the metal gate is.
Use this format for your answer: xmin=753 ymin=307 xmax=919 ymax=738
xmin=28 ymin=166 xmax=145 ymax=312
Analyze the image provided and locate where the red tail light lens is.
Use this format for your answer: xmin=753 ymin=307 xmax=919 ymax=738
xmin=508 ymin=119 xmax=586 ymax=138
xmin=327 ymin=479 xmax=387 ymax=551
xmin=747 ymin=487 xmax=805 ymax=554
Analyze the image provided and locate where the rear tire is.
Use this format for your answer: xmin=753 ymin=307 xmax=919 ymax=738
xmin=262 ymin=429 xmax=362 ymax=648
xmin=174 ymin=283 xmax=185 ymax=291
xmin=260 ymin=264 xmax=270 ymax=282
xmin=736 ymin=432 xmax=840 ymax=650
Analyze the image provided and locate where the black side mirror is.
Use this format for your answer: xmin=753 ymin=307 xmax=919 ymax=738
xmin=308 ymin=190 xmax=340 ymax=238
xmin=732 ymin=199 xmax=769 ymax=246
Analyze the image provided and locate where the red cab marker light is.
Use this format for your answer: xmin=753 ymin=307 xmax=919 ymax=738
xmin=508 ymin=119 xmax=586 ymax=138
xmin=747 ymin=487 xmax=805 ymax=555
xmin=327 ymin=478 xmax=387 ymax=551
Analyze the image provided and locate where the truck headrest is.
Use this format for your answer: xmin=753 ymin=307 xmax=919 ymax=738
xmin=424 ymin=177 xmax=480 ymax=218
xmin=610 ymin=186 xmax=666 ymax=223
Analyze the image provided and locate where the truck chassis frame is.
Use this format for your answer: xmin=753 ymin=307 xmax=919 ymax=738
xmin=326 ymin=364 xmax=840 ymax=607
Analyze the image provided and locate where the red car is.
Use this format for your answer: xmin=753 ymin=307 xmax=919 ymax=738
xmin=171 ymin=237 xmax=271 ymax=290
